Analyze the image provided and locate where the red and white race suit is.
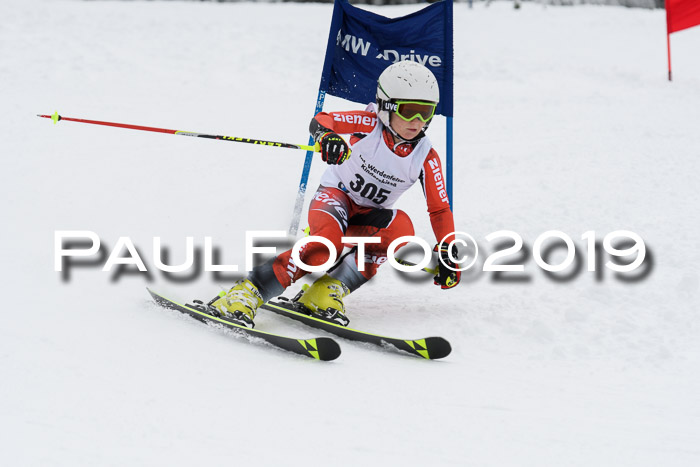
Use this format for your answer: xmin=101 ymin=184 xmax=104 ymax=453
xmin=271 ymin=103 xmax=455 ymax=287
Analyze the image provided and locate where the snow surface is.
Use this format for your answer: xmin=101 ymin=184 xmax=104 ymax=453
xmin=2 ymin=0 xmax=700 ymax=465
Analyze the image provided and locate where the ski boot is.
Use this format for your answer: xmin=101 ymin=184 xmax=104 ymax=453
xmin=208 ymin=279 xmax=263 ymax=328
xmin=295 ymin=274 xmax=351 ymax=326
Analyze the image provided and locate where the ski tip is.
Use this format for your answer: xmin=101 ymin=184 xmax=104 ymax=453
xmin=426 ymin=337 xmax=451 ymax=360
xmin=299 ymin=337 xmax=341 ymax=361
xmin=318 ymin=337 xmax=342 ymax=361
xmin=406 ymin=337 xmax=451 ymax=360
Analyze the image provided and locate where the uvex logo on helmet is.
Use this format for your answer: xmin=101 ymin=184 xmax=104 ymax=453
xmin=383 ymin=102 xmax=399 ymax=112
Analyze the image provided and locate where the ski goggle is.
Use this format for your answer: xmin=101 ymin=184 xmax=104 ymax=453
xmin=393 ymin=100 xmax=437 ymax=123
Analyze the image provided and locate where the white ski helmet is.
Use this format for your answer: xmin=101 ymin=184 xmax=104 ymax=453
xmin=376 ymin=60 xmax=440 ymax=135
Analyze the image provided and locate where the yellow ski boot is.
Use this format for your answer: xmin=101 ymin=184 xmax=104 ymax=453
xmin=210 ymin=279 xmax=263 ymax=328
xmin=297 ymin=274 xmax=351 ymax=326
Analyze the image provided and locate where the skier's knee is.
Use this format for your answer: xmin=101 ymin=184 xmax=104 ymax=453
xmin=300 ymin=233 xmax=344 ymax=267
xmin=391 ymin=210 xmax=415 ymax=238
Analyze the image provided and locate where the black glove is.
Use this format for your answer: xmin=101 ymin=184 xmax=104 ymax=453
xmin=434 ymin=243 xmax=461 ymax=289
xmin=318 ymin=132 xmax=351 ymax=165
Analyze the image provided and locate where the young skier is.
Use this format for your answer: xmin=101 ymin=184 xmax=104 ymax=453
xmin=211 ymin=60 xmax=460 ymax=327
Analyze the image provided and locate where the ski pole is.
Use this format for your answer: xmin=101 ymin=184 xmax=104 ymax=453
xmin=393 ymin=258 xmax=439 ymax=276
xmin=37 ymin=111 xmax=320 ymax=152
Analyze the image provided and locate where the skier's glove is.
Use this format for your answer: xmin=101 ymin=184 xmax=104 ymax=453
xmin=318 ymin=132 xmax=351 ymax=165
xmin=434 ymin=243 xmax=461 ymax=289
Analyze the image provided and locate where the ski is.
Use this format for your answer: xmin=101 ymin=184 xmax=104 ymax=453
xmin=147 ymin=289 xmax=341 ymax=361
xmin=260 ymin=298 xmax=451 ymax=360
